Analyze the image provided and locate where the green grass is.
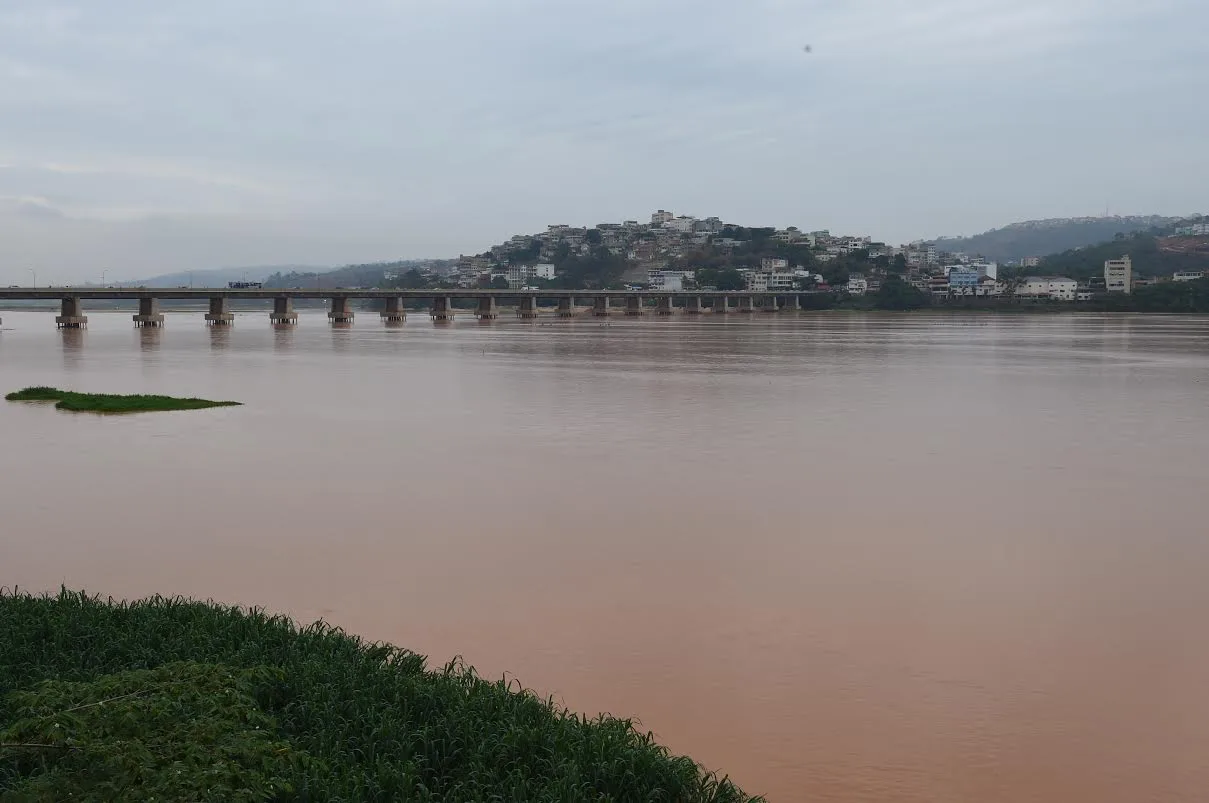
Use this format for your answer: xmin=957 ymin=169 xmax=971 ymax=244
xmin=5 ymin=386 xmax=241 ymax=413
xmin=0 ymin=589 xmax=761 ymax=802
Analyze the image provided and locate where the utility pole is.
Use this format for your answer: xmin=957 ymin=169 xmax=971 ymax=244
xmin=28 ymin=267 xmax=36 ymax=288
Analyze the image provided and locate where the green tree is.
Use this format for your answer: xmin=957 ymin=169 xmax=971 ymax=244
xmin=873 ymin=276 xmax=930 ymax=310
xmin=714 ymin=269 xmax=746 ymax=291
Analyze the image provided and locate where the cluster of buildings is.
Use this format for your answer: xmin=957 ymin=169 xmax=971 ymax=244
xmin=1007 ymin=256 xmax=1193 ymax=301
xmin=446 ymin=211 xmax=1204 ymax=300
xmin=1174 ymin=222 xmax=1209 ymax=236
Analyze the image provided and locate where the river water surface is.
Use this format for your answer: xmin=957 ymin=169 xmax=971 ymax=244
xmin=3 ymin=309 xmax=1209 ymax=801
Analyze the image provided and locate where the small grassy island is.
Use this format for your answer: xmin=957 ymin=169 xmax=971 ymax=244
xmin=5 ymin=386 xmax=241 ymax=413
xmin=0 ymin=590 xmax=759 ymax=802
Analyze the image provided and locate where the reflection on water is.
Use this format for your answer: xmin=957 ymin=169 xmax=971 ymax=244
xmin=4 ymin=309 xmax=1209 ymax=802
xmin=207 ymin=325 xmax=231 ymax=352
xmin=138 ymin=327 xmax=162 ymax=353
xmin=58 ymin=327 xmax=84 ymax=372
xmin=272 ymin=324 xmax=294 ymax=351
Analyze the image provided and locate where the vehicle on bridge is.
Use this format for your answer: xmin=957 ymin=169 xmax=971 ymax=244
xmin=228 ymin=281 xmax=263 ymax=289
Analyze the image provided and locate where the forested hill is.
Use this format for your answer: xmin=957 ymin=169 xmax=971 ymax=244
xmin=1026 ymin=233 xmax=1209 ymax=281
xmin=930 ymin=216 xmax=1183 ymax=262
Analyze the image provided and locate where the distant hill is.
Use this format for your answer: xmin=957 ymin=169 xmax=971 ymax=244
xmin=264 ymin=260 xmax=456 ymax=289
xmin=930 ymin=216 xmax=1187 ymax=262
xmin=123 ymin=266 xmax=326 ymax=288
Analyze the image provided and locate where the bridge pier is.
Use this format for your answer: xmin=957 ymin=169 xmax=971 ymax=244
xmin=625 ymin=295 xmax=643 ymax=316
xmin=133 ymin=297 xmax=165 ymax=327
xmin=737 ymin=296 xmax=755 ymax=313
xmin=593 ymin=296 xmax=611 ymax=316
xmin=55 ymin=297 xmax=88 ymax=328
xmin=656 ymin=296 xmax=675 ymax=315
xmin=557 ymin=296 xmax=575 ymax=318
xmin=713 ymin=296 xmax=732 ymax=314
xmin=761 ymin=294 xmax=781 ymax=313
xmin=270 ymin=296 xmax=298 ymax=324
xmin=782 ymin=294 xmax=800 ymax=311
xmin=430 ymin=296 xmax=455 ymax=321
xmin=518 ymin=296 xmax=540 ymax=319
xmin=328 ymin=296 xmax=354 ymax=323
xmin=684 ymin=295 xmax=703 ymax=314
xmin=205 ymin=296 xmax=234 ymax=325
xmin=380 ymin=297 xmax=407 ymax=322
xmin=476 ymin=296 xmax=499 ymax=320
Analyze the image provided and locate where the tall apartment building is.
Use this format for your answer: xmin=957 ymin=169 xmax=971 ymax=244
xmin=1104 ymin=256 xmax=1132 ymax=294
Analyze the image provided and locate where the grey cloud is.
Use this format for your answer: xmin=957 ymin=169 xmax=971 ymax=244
xmin=0 ymin=0 xmax=1206 ymax=282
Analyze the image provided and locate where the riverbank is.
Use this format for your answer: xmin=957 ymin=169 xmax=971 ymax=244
xmin=0 ymin=589 xmax=760 ymax=802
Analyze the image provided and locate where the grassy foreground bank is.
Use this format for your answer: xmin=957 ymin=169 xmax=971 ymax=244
xmin=0 ymin=590 xmax=759 ymax=802
xmin=5 ymin=386 xmax=240 ymax=413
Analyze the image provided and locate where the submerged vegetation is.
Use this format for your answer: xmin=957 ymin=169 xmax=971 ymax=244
xmin=0 ymin=589 xmax=760 ymax=802
xmin=5 ymin=386 xmax=241 ymax=413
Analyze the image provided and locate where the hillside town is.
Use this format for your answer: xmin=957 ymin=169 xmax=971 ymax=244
xmin=429 ymin=210 xmax=1203 ymax=302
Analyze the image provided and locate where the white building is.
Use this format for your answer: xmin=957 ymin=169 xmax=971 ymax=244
xmin=1021 ymin=256 xmax=1041 ymax=268
xmin=767 ymin=272 xmax=796 ymax=290
xmin=505 ymin=263 xmax=556 ymax=288
xmin=650 ymin=210 xmax=674 ymax=226
xmin=847 ymin=275 xmax=869 ymax=295
xmin=506 ymin=265 xmax=531 ymax=288
xmin=1019 ymin=276 xmax=1078 ymax=301
xmin=977 ymin=276 xmax=1003 ymax=297
xmin=1173 ymin=270 xmax=1205 ymax=282
xmin=648 ymin=269 xmax=695 ymax=291
xmin=664 ymin=216 xmax=697 ymax=233
xmin=1104 ymin=256 xmax=1132 ymax=294
xmin=744 ymin=271 xmax=793 ymax=291
xmin=761 ymin=257 xmax=789 ymax=272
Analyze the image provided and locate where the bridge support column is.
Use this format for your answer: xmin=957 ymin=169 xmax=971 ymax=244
xmin=430 ymin=296 xmax=455 ymax=321
xmin=684 ymin=295 xmax=703 ymax=314
xmin=133 ymin=297 xmax=165 ymax=327
xmin=270 ymin=296 xmax=298 ymax=324
xmin=593 ymin=296 xmax=611 ymax=316
xmin=782 ymin=294 xmax=800 ymax=311
xmin=714 ymin=296 xmax=732 ymax=314
xmin=518 ymin=296 xmax=540 ymax=319
xmin=761 ymin=294 xmax=781 ymax=312
xmin=380 ymin=297 xmax=406 ymax=322
xmin=737 ymin=296 xmax=755 ymax=313
xmin=56 ymin=297 xmax=88 ymax=328
xmin=657 ymin=296 xmax=675 ymax=315
xmin=557 ymin=296 xmax=575 ymax=318
xmin=476 ymin=296 xmax=499 ymax=320
xmin=328 ymin=296 xmax=354 ymax=323
xmin=205 ymin=296 xmax=234 ymax=325
xmin=625 ymin=295 xmax=643 ymax=316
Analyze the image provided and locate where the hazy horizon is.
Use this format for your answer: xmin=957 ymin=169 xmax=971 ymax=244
xmin=2 ymin=0 xmax=1206 ymax=283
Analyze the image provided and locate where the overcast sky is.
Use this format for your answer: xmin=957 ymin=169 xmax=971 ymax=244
xmin=1 ymin=0 xmax=1205 ymax=282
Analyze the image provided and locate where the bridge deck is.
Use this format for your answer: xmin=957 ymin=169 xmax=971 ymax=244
xmin=0 ymin=288 xmax=804 ymax=300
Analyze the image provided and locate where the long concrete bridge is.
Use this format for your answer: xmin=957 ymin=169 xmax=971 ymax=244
xmin=0 ymin=288 xmax=810 ymax=328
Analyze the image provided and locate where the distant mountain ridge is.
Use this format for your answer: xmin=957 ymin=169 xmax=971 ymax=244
xmin=930 ymin=216 xmax=1188 ymax=262
xmin=121 ymin=266 xmax=327 ymax=288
